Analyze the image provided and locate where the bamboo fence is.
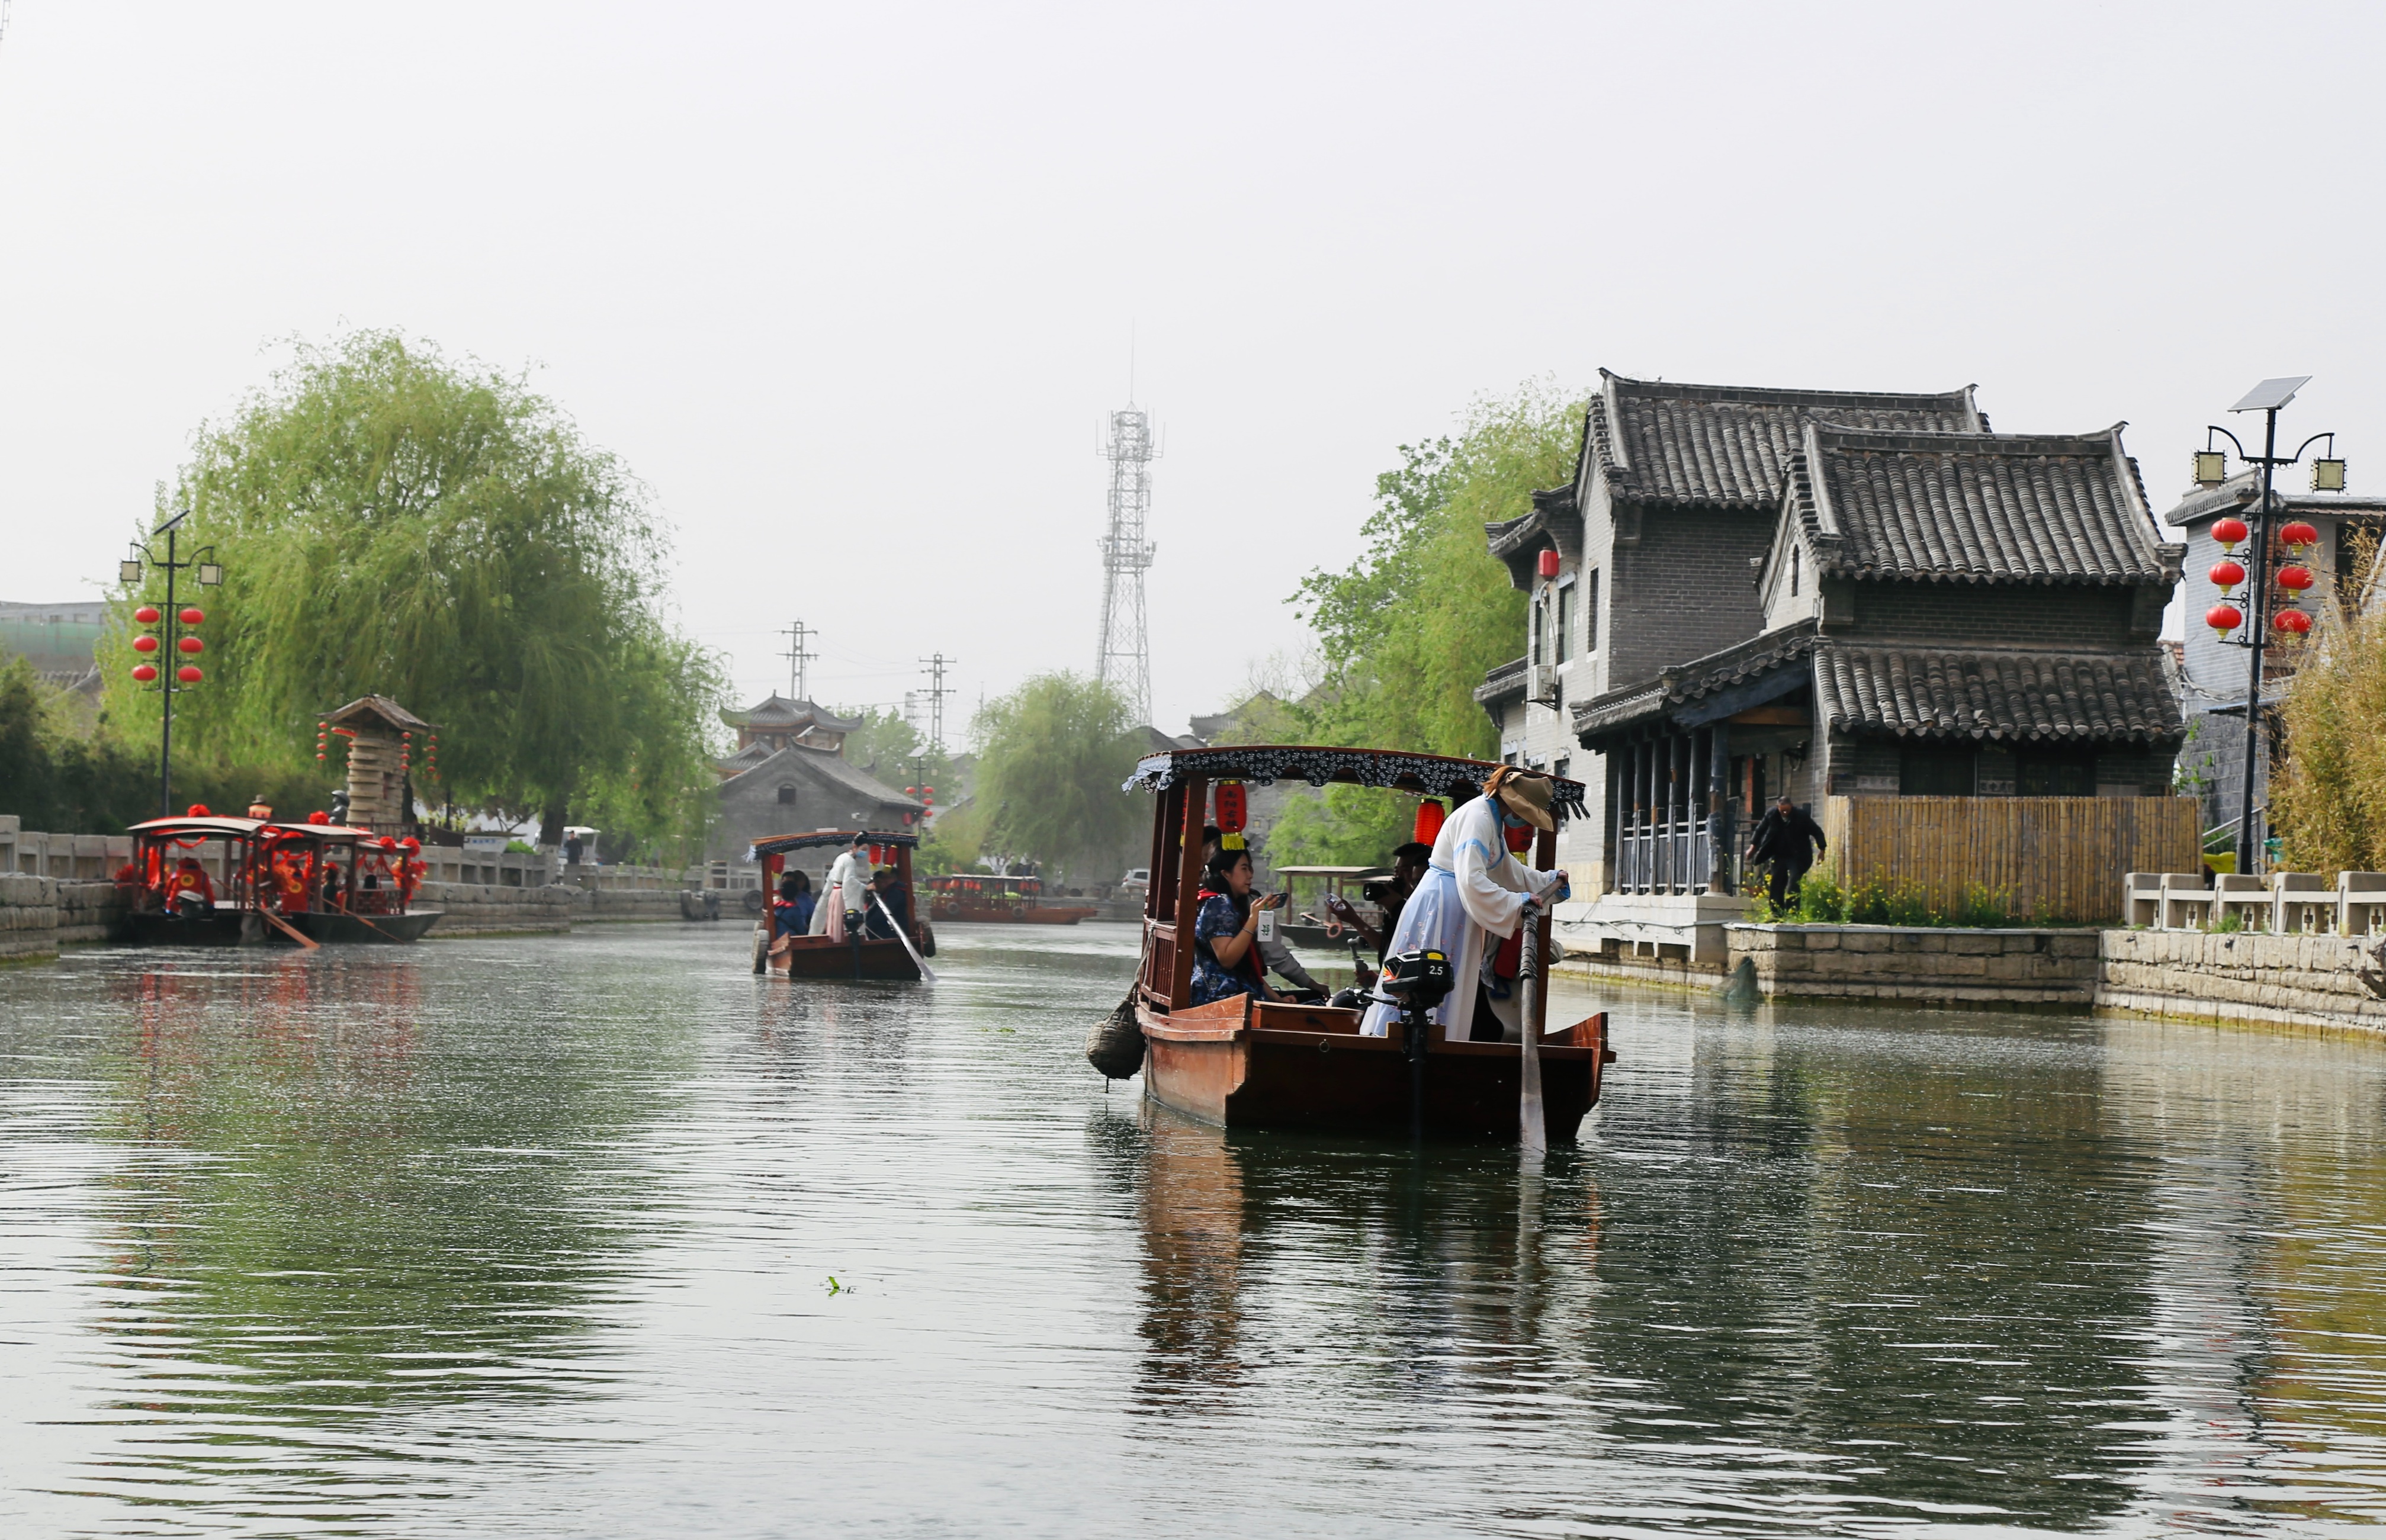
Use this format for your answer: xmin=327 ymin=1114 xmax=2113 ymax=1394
xmin=1820 ymin=795 xmax=2200 ymax=924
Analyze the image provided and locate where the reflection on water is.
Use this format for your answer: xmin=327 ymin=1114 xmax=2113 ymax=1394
xmin=2 ymin=925 xmax=2383 ymax=1535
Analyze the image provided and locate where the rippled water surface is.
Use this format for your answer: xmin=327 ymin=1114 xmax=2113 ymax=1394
xmin=4 ymin=923 xmax=2385 ymax=1537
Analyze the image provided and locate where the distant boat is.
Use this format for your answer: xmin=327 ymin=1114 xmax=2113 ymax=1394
xmin=924 ymin=872 xmax=1096 ymax=925
xmin=121 ymin=814 xmax=441 ymax=946
xmin=750 ymin=830 xmax=933 ymax=981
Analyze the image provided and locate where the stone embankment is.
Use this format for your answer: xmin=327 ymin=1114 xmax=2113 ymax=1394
xmin=2096 ymin=928 xmax=2386 ymax=1035
xmin=1 ymin=877 xmax=126 ymax=963
xmin=1725 ymin=924 xmax=2101 ymax=1008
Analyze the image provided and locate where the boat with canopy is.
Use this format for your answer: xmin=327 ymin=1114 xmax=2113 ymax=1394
xmin=747 ymin=829 xmax=933 ymax=981
xmin=923 ymin=872 xmax=1097 ymax=925
xmin=1117 ymin=745 xmax=1614 ymax=1140
xmin=121 ymin=811 xmax=442 ymax=946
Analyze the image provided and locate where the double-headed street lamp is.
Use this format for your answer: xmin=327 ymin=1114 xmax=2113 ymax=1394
xmin=120 ymin=509 xmax=224 ymax=817
xmin=2196 ymin=377 xmax=2344 ymax=876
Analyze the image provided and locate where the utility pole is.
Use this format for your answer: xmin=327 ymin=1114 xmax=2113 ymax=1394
xmin=120 ymin=510 xmax=224 ymax=816
xmin=919 ymin=653 xmax=958 ymax=754
xmin=780 ymin=619 xmax=817 ymax=701
xmin=1094 ymin=405 xmax=1158 ymax=725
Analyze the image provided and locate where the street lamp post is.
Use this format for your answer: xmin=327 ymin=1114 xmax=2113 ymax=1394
xmin=2201 ymin=378 xmax=2338 ymax=877
xmin=120 ymin=509 xmax=224 ymax=818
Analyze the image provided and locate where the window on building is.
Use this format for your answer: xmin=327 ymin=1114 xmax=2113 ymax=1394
xmin=776 ymin=784 xmax=798 ymax=805
xmin=1790 ymin=545 xmax=1801 ymax=597
xmin=2016 ymin=746 xmax=2095 ymax=796
xmin=1585 ymin=570 xmax=1599 ymax=653
xmin=1530 ymin=596 xmax=1546 ymax=667
xmin=1899 ymin=744 xmax=1974 ymax=796
xmin=1555 ymin=580 xmax=1574 ymax=661
xmin=1555 ymin=755 xmax=1571 ymax=781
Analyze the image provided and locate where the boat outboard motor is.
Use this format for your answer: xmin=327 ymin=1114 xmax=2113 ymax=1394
xmin=1375 ymin=947 xmax=1453 ymax=1135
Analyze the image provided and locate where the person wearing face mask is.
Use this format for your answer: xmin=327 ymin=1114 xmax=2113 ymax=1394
xmin=1359 ymin=767 xmax=1568 ymax=1043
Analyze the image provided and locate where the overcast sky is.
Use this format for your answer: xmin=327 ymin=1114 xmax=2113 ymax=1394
xmin=4 ymin=1 xmax=2381 ymax=740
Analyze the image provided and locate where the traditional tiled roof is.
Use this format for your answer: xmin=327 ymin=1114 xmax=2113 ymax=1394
xmin=2160 ymin=468 xmax=2386 ymax=529
xmin=720 ymin=695 xmax=860 ymax=733
xmin=1814 ymin=642 xmax=2181 ymax=742
xmin=718 ymin=741 xmax=923 ymax=808
xmin=1474 ymin=657 xmax=1528 ymax=706
xmin=1484 ymin=486 xmax=1582 ymax=588
xmin=1589 ymin=371 xmax=1984 ymax=509
xmin=1572 ymin=625 xmax=1821 ymax=737
xmin=1790 ymin=423 xmax=2172 ymax=586
xmin=325 ymin=695 xmax=435 ymax=732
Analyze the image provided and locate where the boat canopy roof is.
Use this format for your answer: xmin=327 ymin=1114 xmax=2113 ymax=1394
xmin=749 ymin=828 xmax=921 ymax=857
xmin=1123 ymin=744 xmax=1589 ymax=820
xmin=1270 ymin=864 xmax=1386 ymax=877
xmin=130 ymin=815 xmax=266 ymax=839
xmin=265 ymin=822 xmax=379 ymax=843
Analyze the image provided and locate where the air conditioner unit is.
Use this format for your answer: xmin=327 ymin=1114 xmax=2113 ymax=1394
xmin=1526 ymin=665 xmax=1560 ymax=706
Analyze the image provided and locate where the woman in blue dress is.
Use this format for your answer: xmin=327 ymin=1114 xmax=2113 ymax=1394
xmin=1189 ymin=847 xmax=1287 ymax=1006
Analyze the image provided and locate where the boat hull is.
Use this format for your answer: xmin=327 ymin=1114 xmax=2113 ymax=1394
xmin=123 ymin=906 xmax=441 ymax=946
xmin=1138 ymin=998 xmax=1610 ymax=1142
xmin=766 ymin=931 xmax=923 ymax=981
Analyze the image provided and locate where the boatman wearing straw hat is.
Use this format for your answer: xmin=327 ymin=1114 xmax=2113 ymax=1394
xmin=1360 ymin=766 xmax=1568 ymax=1044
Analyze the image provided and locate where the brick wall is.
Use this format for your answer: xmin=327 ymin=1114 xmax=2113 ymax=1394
xmin=1607 ymin=507 xmax=1774 ymax=689
xmin=1840 ymin=583 xmax=2141 ymax=647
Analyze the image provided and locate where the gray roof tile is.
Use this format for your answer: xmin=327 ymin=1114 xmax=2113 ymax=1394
xmin=1816 ymin=642 xmax=2181 ymax=742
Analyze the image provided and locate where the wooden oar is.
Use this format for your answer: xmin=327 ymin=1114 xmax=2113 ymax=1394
xmin=872 ymin=893 xmax=937 ymax=983
xmin=1517 ymin=897 xmax=1546 ymax=1157
xmin=258 ymin=905 xmax=322 ymax=950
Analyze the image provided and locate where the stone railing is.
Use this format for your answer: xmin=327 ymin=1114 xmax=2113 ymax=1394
xmin=2098 ymin=929 xmax=2386 ymax=1034
xmin=0 ymin=815 xmax=131 ymax=880
xmin=2122 ymin=870 xmax=2386 ymax=934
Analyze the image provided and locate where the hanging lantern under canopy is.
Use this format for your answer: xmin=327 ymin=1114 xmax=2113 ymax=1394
xmin=1214 ymin=781 xmax=1248 ymax=850
xmin=1413 ymin=798 xmax=1447 ymax=845
xmin=2208 ymin=558 xmax=2246 ymax=589
xmin=2206 ymin=603 xmax=2244 ymax=636
xmin=2280 ymin=520 xmax=2320 ymax=549
xmin=2212 ymin=516 xmax=2250 ymax=551
xmin=2275 ymin=609 xmax=2313 ymax=636
xmin=2278 ymin=565 xmax=2316 ymax=592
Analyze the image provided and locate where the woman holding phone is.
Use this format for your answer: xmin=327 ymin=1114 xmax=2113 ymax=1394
xmin=1189 ymin=846 xmax=1286 ymax=1005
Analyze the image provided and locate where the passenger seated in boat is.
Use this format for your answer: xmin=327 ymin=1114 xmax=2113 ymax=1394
xmin=1198 ymin=828 xmax=1325 ymax=1001
xmin=1190 ymin=847 xmax=1287 ymax=1006
xmin=319 ymin=863 xmax=346 ymax=910
xmin=773 ymin=870 xmax=816 ymax=939
xmin=166 ymin=857 xmax=216 ymax=916
xmin=863 ymin=867 xmax=910 ymax=939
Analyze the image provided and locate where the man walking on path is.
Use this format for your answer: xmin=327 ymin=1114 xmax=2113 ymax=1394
xmin=1747 ymin=795 xmax=1826 ymax=911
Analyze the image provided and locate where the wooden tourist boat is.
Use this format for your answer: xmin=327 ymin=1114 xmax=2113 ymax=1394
xmin=749 ymin=829 xmax=934 ymax=981
xmin=923 ymin=872 xmax=1098 ymax=925
xmin=122 ymin=813 xmax=442 ymax=946
xmin=1122 ymin=745 xmax=1614 ymax=1141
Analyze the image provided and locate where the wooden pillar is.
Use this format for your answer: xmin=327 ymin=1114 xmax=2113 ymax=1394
xmin=1708 ymin=722 xmax=1732 ymax=894
xmin=1167 ymin=776 xmax=1209 ymax=1009
xmin=1532 ymin=824 xmax=1556 ymax=1037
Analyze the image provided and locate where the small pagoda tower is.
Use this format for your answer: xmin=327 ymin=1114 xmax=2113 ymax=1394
xmin=323 ymin=696 xmax=434 ymax=835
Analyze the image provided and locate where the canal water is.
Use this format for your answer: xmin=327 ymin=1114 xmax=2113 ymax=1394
xmin=2 ymin=924 xmax=2382 ymax=1538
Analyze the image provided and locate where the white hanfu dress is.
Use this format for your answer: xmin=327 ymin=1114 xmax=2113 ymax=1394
xmin=1360 ymin=795 xmax=1561 ymax=1041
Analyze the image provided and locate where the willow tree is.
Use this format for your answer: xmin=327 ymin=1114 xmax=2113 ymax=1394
xmin=105 ymin=332 xmax=722 ymax=846
xmin=970 ymin=673 xmax=1144 ymax=882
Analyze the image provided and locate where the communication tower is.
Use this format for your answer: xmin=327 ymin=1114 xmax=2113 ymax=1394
xmin=1094 ymin=407 xmax=1157 ymax=724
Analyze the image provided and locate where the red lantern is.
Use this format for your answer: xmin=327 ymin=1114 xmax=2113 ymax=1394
xmin=132 ymin=634 xmax=159 ymax=653
xmin=1414 ymin=798 xmax=1446 ymax=845
xmin=1214 ymin=781 xmax=1248 ymax=850
xmin=309 ymin=811 xmax=330 ymax=825
xmin=2275 ymin=609 xmax=2313 ymax=636
xmin=2212 ymin=516 xmax=2249 ymax=551
xmin=131 ymin=663 xmax=158 ymax=683
xmin=177 ymin=635 xmax=204 ymax=654
xmin=2206 ymin=603 xmax=2244 ymax=636
xmin=1536 ymin=549 xmax=1561 ymax=581
xmin=379 ymin=836 xmax=397 ymax=850
xmin=2208 ymin=558 xmax=2246 ymax=589
xmin=178 ymin=607 xmax=204 ymax=625
xmin=134 ymin=605 xmax=160 ymax=625
xmin=400 ymin=838 xmax=420 ymax=853
xmin=176 ymin=664 xmax=202 ymax=684
xmin=2278 ymin=564 xmax=2315 ymax=591
xmin=2280 ymin=520 xmax=2320 ymax=549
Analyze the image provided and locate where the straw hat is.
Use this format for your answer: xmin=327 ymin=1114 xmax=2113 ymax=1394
xmin=1486 ymin=767 xmax=1556 ymax=832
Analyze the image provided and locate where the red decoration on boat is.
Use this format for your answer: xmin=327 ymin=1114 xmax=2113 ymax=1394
xmin=131 ymin=663 xmax=158 ymax=683
xmin=1536 ymin=549 xmax=1560 ymax=580
xmin=178 ymin=635 xmax=204 ymax=653
xmin=379 ymin=836 xmax=397 ymax=850
xmin=179 ymin=607 xmax=204 ymax=625
xmin=1413 ymin=798 xmax=1446 ymax=845
xmin=2279 ymin=520 xmax=2320 ymax=549
xmin=134 ymin=605 xmax=160 ymax=624
xmin=177 ymin=664 xmax=202 ymax=683
xmin=2212 ymin=516 xmax=2249 ymax=551
xmin=1213 ymin=781 xmax=1248 ymax=850
xmin=2278 ymin=564 xmax=2315 ymax=591
xmin=2208 ymin=558 xmax=2246 ymax=589
xmin=400 ymin=837 xmax=420 ymax=853
xmin=2205 ymin=603 xmax=2243 ymax=636
xmin=309 ymin=811 xmax=330 ymax=825
xmin=188 ymin=803 xmax=210 ymax=816
xmin=2275 ymin=609 xmax=2313 ymax=636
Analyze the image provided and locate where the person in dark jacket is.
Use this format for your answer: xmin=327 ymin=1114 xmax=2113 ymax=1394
xmin=1747 ymin=795 xmax=1827 ymax=909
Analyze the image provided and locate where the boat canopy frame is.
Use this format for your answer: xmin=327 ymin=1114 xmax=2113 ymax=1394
xmin=748 ymin=828 xmax=921 ymax=859
xmin=1123 ymin=744 xmax=1588 ymax=820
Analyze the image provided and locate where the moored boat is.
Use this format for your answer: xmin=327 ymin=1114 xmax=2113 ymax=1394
xmin=749 ymin=830 xmax=934 ymax=980
xmin=121 ymin=812 xmax=442 ymax=946
xmin=924 ymin=872 xmax=1096 ymax=925
xmin=1117 ymin=745 xmax=1614 ymax=1140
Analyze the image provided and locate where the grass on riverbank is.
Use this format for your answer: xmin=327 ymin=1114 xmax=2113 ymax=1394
xmin=1749 ymin=870 xmax=2085 ymax=928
